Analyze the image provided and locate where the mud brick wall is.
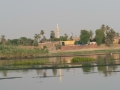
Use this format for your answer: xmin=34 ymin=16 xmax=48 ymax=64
xmin=60 ymin=44 xmax=98 ymax=50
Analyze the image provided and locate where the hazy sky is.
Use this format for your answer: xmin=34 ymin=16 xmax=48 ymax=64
xmin=0 ymin=0 xmax=120 ymax=39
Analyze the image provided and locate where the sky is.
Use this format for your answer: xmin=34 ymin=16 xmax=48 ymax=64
xmin=0 ymin=0 xmax=120 ymax=39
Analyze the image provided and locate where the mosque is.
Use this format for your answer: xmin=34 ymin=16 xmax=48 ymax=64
xmin=55 ymin=23 xmax=77 ymax=46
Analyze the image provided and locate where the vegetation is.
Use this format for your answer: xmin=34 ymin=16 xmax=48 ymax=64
xmin=51 ymin=49 xmax=120 ymax=56
xmin=12 ymin=60 xmax=47 ymax=65
xmin=95 ymin=29 xmax=105 ymax=46
xmin=50 ymin=30 xmax=55 ymax=41
xmin=105 ymin=29 xmax=115 ymax=46
xmin=55 ymin=43 xmax=61 ymax=50
xmin=0 ymin=24 xmax=119 ymax=60
xmin=40 ymin=30 xmax=46 ymax=43
xmin=64 ymin=34 xmax=68 ymax=40
xmin=71 ymin=57 xmax=95 ymax=62
xmin=100 ymin=24 xmax=116 ymax=46
xmin=7 ymin=39 xmax=19 ymax=46
xmin=1 ymin=35 xmax=6 ymax=45
xmin=0 ymin=45 xmax=49 ymax=59
xmin=89 ymin=30 xmax=93 ymax=40
xmin=80 ymin=30 xmax=90 ymax=44
xmin=33 ymin=40 xmax=38 ymax=46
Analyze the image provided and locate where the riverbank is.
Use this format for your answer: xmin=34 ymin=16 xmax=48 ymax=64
xmin=0 ymin=45 xmax=49 ymax=60
xmin=0 ymin=44 xmax=120 ymax=60
xmin=50 ymin=44 xmax=120 ymax=56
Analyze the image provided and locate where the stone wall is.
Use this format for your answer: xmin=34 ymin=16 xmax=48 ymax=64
xmin=60 ymin=44 xmax=98 ymax=51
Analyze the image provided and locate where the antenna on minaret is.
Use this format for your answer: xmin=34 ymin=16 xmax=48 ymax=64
xmin=56 ymin=23 xmax=60 ymax=38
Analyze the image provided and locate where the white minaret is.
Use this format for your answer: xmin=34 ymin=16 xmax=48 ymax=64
xmin=56 ymin=23 xmax=60 ymax=38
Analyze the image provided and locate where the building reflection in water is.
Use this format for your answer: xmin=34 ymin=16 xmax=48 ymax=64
xmin=59 ymin=69 xmax=62 ymax=82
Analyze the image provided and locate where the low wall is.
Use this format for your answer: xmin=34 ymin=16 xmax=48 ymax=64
xmin=60 ymin=44 xmax=98 ymax=51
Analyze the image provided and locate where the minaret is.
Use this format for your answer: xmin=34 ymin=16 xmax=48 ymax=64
xmin=56 ymin=23 xmax=60 ymax=38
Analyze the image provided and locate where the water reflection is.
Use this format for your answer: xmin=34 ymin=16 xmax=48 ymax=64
xmin=0 ymin=65 xmax=120 ymax=78
xmin=0 ymin=53 xmax=120 ymax=77
xmin=0 ymin=77 xmax=22 ymax=80
xmin=2 ymin=70 xmax=8 ymax=77
xmin=52 ymin=69 xmax=57 ymax=76
xmin=36 ymin=69 xmax=43 ymax=75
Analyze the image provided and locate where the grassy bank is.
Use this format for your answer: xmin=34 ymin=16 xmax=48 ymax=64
xmin=50 ymin=49 xmax=120 ymax=56
xmin=0 ymin=45 xmax=49 ymax=59
xmin=0 ymin=45 xmax=120 ymax=60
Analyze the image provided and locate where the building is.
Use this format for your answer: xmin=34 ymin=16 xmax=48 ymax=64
xmin=113 ymin=36 xmax=120 ymax=44
xmin=56 ymin=23 xmax=60 ymax=38
xmin=59 ymin=41 xmax=75 ymax=46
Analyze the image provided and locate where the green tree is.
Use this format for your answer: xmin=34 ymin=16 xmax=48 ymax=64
xmin=33 ymin=40 xmax=38 ymax=46
xmin=40 ymin=30 xmax=45 ymax=43
xmin=50 ymin=30 xmax=55 ymax=41
xmin=105 ymin=29 xmax=115 ymax=46
xmin=34 ymin=34 xmax=41 ymax=42
xmin=95 ymin=29 xmax=105 ymax=46
xmin=33 ymin=34 xmax=40 ymax=46
xmin=27 ymin=38 xmax=34 ymax=46
xmin=64 ymin=34 xmax=68 ymax=40
xmin=80 ymin=30 xmax=90 ymax=44
xmin=106 ymin=25 xmax=110 ymax=33
xmin=101 ymin=24 xmax=106 ymax=32
xmin=7 ymin=39 xmax=19 ymax=45
xmin=101 ymin=24 xmax=110 ymax=34
xmin=18 ymin=37 xmax=28 ymax=46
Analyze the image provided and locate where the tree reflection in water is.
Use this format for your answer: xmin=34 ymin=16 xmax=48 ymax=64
xmin=52 ymin=69 xmax=57 ymax=76
xmin=2 ymin=70 xmax=8 ymax=77
xmin=36 ymin=69 xmax=43 ymax=75
xmin=82 ymin=63 xmax=94 ymax=74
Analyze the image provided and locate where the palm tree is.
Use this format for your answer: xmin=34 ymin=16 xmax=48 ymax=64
xmin=40 ymin=30 xmax=45 ymax=43
xmin=40 ymin=30 xmax=44 ymax=37
xmin=64 ymin=34 xmax=68 ymax=40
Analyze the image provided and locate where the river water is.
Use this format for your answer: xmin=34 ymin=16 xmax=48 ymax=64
xmin=0 ymin=54 xmax=120 ymax=90
xmin=0 ymin=66 xmax=120 ymax=90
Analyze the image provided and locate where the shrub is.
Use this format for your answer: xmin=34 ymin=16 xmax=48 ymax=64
xmin=71 ymin=57 xmax=95 ymax=62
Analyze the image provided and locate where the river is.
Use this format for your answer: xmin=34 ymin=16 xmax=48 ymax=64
xmin=0 ymin=54 xmax=120 ymax=90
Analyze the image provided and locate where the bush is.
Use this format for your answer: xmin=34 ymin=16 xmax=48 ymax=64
xmin=71 ymin=57 xmax=95 ymax=62
xmin=0 ymin=45 xmax=49 ymax=59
